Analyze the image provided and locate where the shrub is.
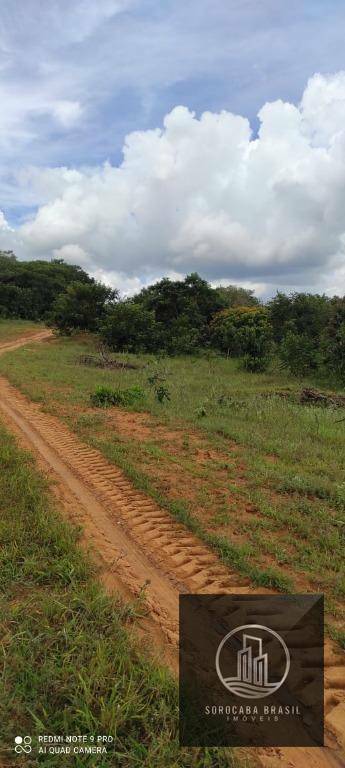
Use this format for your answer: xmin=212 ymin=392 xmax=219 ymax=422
xmin=90 ymin=385 xmax=145 ymax=408
xmin=279 ymin=331 xmax=320 ymax=377
xmin=210 ymin=306 xmax=273 ymax=371
xmin=322 ymin=297 xmax=345 ymax=382
xmin=215 ymin=284 xmax=259 ymax=308
xmin=155 ymin=385 xmax=171 ymax=403
xmin=268 ymin=291 xmax=331 ymax=344
xmin=326 ymin=323 xmax=345 ymax=382
xmin=100 ymin=303 xmax=160 ymax=353
xmin=147 ymin=371 xmax=171 ymax=402
xmin=135 ymin=272 xmax=223 ymax=328
xmin=163 ymin=314 xmax=201 ymax=355
xmin=50 ymin=282 xmax=117 ymax=334
xmin=0 ymin=254 xmax=92 ymax=320
xmin=128 ymin=273 xmax=224 ymax=354
xmin=242 ymin=353 xmax=271 ymax=373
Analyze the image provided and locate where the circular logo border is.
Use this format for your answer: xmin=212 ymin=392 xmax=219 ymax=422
xmin=215 ymin=623 xmax=290 ymax=699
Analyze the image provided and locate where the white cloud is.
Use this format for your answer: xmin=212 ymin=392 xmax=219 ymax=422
xmin=0 ymin=209 xmax=21 ymax=253
xmin=50 ymin=101 xmax=83 ymax=128
xmin=89 ymin=268 xmax=151 ymax=297
xmin=300 ymin=71 xmax=345 ymax=147
xmin=6 ymin=72 xmax=345 ymax=294
xmin=0 ymin=0 xmax=133 ymax=174
xmin=46 ymin=0 xmax=134 ymax=45
xmin=0 ymin=210 xmax=12 ymax=231
xmin=0 ymin=85 xmax=83 ymax=156
xmin=52 ymin=243 xmax=91 ymax=266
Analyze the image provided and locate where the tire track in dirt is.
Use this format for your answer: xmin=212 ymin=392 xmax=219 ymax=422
xmin=0 ymin=378 xmax=257 ymax=634
xmin=0 ymin=335 xmax=344 ymax=768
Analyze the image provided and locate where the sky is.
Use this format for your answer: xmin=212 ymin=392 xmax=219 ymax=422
xmin=1 ymin=0 xmax=345 ymax=296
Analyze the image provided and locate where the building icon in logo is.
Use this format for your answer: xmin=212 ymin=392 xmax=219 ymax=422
xmin=216 ymin=624 xmax=290 ymax=699
xmin=238 ymin=634 xmax=268 ymax=686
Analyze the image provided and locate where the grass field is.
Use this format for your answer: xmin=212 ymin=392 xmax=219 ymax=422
xmin=0 ymin=328 xmax=344 ymax=645
xmin=0 ymin=318 xmax=41 ymax=341
xmin=0 ymin=419 xmax=244 ymax=767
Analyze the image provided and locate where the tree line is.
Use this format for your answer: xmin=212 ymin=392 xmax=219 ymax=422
xmin=1 ymin=250 xmax=344 ymax=382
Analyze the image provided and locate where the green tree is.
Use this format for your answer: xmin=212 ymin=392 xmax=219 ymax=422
xmin=163 ymin=314 xmax=201 ymax=355
xmin=100 ymin=302 xmax=160 ymax=352
xmin=279 ymin=331 xmax=321 ymax=378
xmin=215 ymin=284 xmax=259 ymax=308
xmin=133 ymin=272 xmax=223 ymax=352
xmin=322 ymin=297 xmax=345 ymax=382
xmin=50 ymin=282 xmax=117 ymax=334
xmin=0 ymin=249 xmax=16 ymax=261
xmin=0 ymin=255 xmax=92 ymax=319
xmin=268 ymin=291 xmax=331 ymax=343
xmin=136 ymin=272 xmax=221 ymax=323
xmin=210 ymin=306 xmax=273 ymax=371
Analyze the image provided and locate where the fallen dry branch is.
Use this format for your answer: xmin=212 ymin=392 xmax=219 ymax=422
xmin=300 ymin=387 xmax=345 ymax=408
xmin=78 ymin=354 xmax=140 ymax=370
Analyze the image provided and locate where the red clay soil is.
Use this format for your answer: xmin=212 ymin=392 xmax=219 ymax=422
xmin=0 ymin=332 xmax=344 ymax=768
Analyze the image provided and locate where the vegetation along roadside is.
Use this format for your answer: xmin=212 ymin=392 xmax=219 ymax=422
xmin=0 ymin=329 xmax=344 ymax=648
xmin=0 ymin=417 xmax=245 ymax=768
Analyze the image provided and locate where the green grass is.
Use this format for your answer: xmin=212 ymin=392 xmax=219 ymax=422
xmin=0 ymin=332 xmax=344 ymax=640
xmin=86 ymin=440 xmax=293 ymax=594
xmin=0 ymin=420 xmax=243 ymax=767
xmin=0 ymin=318 xmax=41 ymax=341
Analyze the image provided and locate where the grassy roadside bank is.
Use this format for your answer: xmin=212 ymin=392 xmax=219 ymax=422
xmin=0 ymin=420 xmax=242 ymax=767
xmin=0 ymin=330 xmax=344 ymax=644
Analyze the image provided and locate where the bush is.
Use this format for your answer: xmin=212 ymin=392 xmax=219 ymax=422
xmin=147 ymin=371 xmax=171 ymax=402
xmin=326 ymin=323 xmax=345 ymax=382
xmin=242 ymin=353 xmax=270 ymax=373
xmin=100 ymin=303 xmax=160 ymax=353
xmin=163 ymin=314 xmax=201 ymax=355
xmin=268 ymin=292 xmax=331 ymax=344
xmin=322 ymin=297 xmax=345 ymax=382
xmin=210 ymin=306 xmax=273 ymax=371
xmin=215 ymin=284 xmax=259 ymax=308
xmin=90 ymin=385 xmax=145 ymax=408
xmin=279 ymin=331 xmax=320 ymax=377
xmin=50 ymin=282 xmax=117 ymax=334
xmin=0 ymin=254 xmax=92 ymax=320
xmin=101 ymin=297 xmax=206 ymax=356
xmin=130 ymin=273 xmax=224 ymax=354
xmin=154 ymin=385 xmax=171 ymax=403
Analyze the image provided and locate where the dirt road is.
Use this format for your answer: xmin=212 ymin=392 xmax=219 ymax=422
xmin=0 ymin=331 xmax=344 ymax=768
